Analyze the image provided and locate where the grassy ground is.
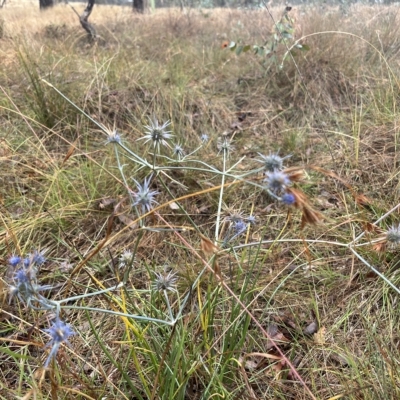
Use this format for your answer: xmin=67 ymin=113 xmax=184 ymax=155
xmin=1 ymin=2 xmax=400 ymax=399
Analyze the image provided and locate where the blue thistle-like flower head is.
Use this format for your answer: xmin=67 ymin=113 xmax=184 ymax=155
xmin=32 ymin=250 xmax=46 ymax=266
xmin=11 ymin=268 xmax=37 ymax=305
xmin=265 ymin=170 xmax=291 ymax=194
xmin=257 ymin=152 xmax=290 ymax=172
xmin=152 ymin=270 xmax=178 ymax=293
xmin=132 ymin=175 xmax=159 ymax=214
xmin=105 ymin=130 xmax=122 ymax=145
xmin=14 ymin=268 xmax=31 ymax=284
xmin=233 ymin=220 xmax=247 ymax=236
xmin=172 ymin=143 xmax=185 ymax=160
xmin=217 ymin=137 xmax=235 ymax=156
xmin=44 ymin=319 xmax=75 ymax=367
xmin=8 ymin=255 xmax=21 ymax=267
xmin=22 ymin=250 xmax=46 ymax=268
xmin=138 ymin=117 xmax=173 ymax=151
xmin=282 ymin=192 xmax=296 ymax=205
xmin=200 ymin=133 xmax=209 ymax=143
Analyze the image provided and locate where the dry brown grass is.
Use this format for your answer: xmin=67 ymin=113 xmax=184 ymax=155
xmin=1 ymin=3 xmax=400 ymax=400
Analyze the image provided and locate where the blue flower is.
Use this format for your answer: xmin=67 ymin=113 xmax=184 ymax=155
xmin=32 ymin=250 xmax=46 ymax=266
xmin=132 ymin=175 xmax=159 ymax=214
xmin=23 ymin=250 xmax=46 ymax=268
xmin=11 ymin=268 xmax=37 ymax=306
xmin=105 ymin=130 xmax=122 ymax=145
xmin=233 ymin=220 xmax=247 ymax=236
xmin=282 ymin=192 xmax=296 ymax=205
xmin=264 ymin=170 xmax=291 ymax=194
xmin=8 ymin=255 xmax=21 ymax=267
xmin=200 ymin=133 xmax=209 ymax=143
xmin=14 ymin=268 xmax=31 ymax=284
xmin=44 ymin=319 xmax=75 ymax=367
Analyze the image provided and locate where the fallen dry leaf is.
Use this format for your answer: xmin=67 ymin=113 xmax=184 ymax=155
xmin=117 ymin=213 xmax=137 ymax=229
xmin=98 ymin=197 xmax=117 ymax=209
xmin=304 ymin=321 xmax=319 ymax=336
xmin=314 ymin=326 xmax=326 ymax=345
xmin=266 ymin=324 xmax=291 ymax=350
xmin=169 ymin=202 xmax=180 ymax=210
xmin=200 ymin=234 xmax=219 ymax=258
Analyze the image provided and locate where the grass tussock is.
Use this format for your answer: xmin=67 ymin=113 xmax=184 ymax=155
xmin=1 ymin=3 xmax=400 ymax=400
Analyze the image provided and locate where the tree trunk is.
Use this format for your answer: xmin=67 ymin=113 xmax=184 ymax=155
xmin=39 ymin=0 xmax=54 ymax=10
xmin=133 ymin=0 xmax=145 ymax=13
xmin=69 ymin=0 xmax=96 ymax=40
xmin=79 ymin=0 xmax=96 ymax=39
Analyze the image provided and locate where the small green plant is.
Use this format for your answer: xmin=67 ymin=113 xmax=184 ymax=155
xmin=227 ymin=7 xmax=309 ymax=64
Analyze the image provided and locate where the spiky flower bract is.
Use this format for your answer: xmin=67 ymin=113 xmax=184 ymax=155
xmin=10 ymin=265 xmax=53 ymax=308
xmin=131 ymin=175 xmax=159 ymax=214
xmin=257 ymin=152 xmax=290 ymax=172
xmin=217 ymin=137 xmax=235 ymax=156
xmin=172 ymin=143 xmax=185 ymax=160
xmin=105 ymin=130 xmax=122 ymax=145
xmin=246 ymin=215 xmax=257 ymax=225
xmin=23 ymin=250 xmax=46 ymax=268
xmin=31 ymin=250 xmax=46 ymax=266
xmin=44 ymin=319 xmax=75 ymax=368
xmin=138 ymin=117 xmax=173 ymax=151
xmin=225 ymin=210 xmax=245 ymax=223
xmin=233 ymin=220 xmax=247 ymax=236
xmin=152 ymin=270 xmax=178 ymax=293
xmin=200 ymin=133 xmax=209 ymax=143
xmin=386 ymin=225 xmax=400 ymax=248
xmin=119 ymin=250 xmax=133 ymax=269
xmin=264 ymin=170 xmax=291 ymax=194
